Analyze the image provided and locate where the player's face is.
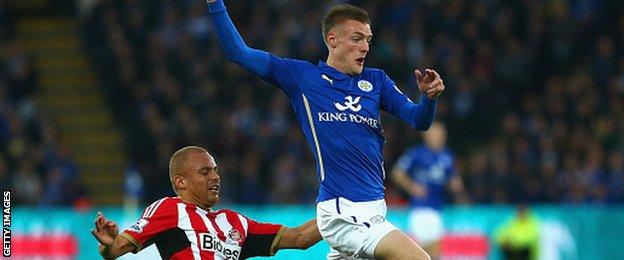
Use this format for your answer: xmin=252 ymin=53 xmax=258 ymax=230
xmin=424 ymin=122 xmax=447 ymax=150
xmin=184 ymin=152 xmax=221 ymax=208
xmin=329 ymin=19 xmax=372 ymax=75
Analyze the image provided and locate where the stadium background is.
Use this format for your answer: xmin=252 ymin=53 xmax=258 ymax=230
xmin=1 ymin=0 xmax=623 ymax=259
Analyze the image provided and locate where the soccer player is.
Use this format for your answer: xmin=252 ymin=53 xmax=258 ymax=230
xmin=206 ymin=1 xmax=444 ymax=259
xmin=391 ymin=122 xmax=467 ymax=258
xmin=91 ymin=146 xmax=321 ymax=259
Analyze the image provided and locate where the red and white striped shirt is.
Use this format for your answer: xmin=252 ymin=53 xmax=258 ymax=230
xmin=120 ymin=197 xmax=284 ymax=259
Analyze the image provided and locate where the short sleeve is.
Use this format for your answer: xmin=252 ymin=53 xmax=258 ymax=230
xmin=395 ymin=149 xmax=415 ymax=172
xmin=239 ymin=217 xmax=284 ymax=258
xmin=120 ymin=198 xmax=178 ymax=252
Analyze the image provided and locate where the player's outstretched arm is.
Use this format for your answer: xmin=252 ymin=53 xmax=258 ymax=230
xmin=382 ymin=69 xmax=444 ymax=131
xmin=91 ymin=211 xmax=136 ymax=259
xmin=276 ymin=219 xmax=322 ymax=250
xmin=206 ymin=0 xmax=271 ymax=76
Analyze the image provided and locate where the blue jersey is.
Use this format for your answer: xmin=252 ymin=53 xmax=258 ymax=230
xmin=395 ymin=145 xmax=455 ymax=210
xmin=208 ymin=0 xmax=437 ymax=202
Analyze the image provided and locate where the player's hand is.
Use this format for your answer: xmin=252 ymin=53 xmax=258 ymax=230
xmin=411 ymin=183 xmax=428 ymax=198
xmin=415 ymin=69 xmax=445 ymax=100
xmin=91 ymin=211 xmax=119 ymax=247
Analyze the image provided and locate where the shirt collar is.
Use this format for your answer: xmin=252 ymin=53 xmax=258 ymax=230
xmin=318 ymin=61 xmax=352 ymax=80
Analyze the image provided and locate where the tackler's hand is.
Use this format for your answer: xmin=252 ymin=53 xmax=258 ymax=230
xmin=91 ymin=211 xmax=119 ymax=246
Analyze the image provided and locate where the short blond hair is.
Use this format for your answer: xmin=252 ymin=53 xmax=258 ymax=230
xmin=169 ymin=146 xmax=209 ymax=194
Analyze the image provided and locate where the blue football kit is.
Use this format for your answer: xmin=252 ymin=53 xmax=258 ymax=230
xmin=395 ymin=145 xmax=455 ymax=210
xmin=208 ymin=0 xmax=437 ymax=203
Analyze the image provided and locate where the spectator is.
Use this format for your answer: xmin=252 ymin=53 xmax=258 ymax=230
xmin=1 ymin=19 xmax=82 ymax=207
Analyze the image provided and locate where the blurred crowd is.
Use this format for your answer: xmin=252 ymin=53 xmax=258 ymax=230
xmin=73 ymin=0 xmax=624 ymax=205
xmin=80 ymin=0 xmax=624 ymax=205
xmin=0 ymin=2 xmax=86 ymax=206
